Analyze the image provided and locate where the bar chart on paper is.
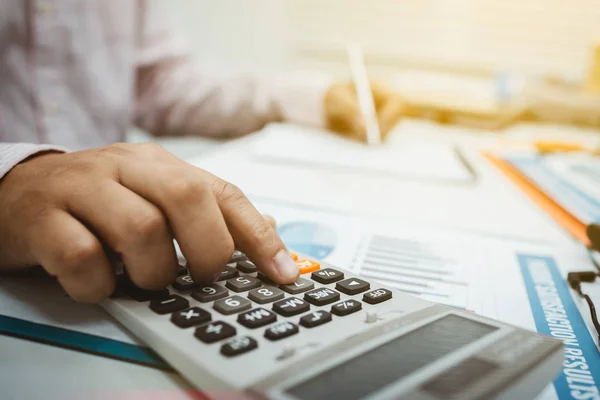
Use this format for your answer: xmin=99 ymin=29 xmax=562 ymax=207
xmin=349 ymin=234 xmax=471 ymax=310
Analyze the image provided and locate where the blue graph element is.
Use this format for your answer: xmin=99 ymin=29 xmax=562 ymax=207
xmin=277 ymin=221 xmax=337 ymax=259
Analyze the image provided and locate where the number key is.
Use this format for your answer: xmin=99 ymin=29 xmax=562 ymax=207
xmin=217 ymin=266 xmax=239 ymax=281
xmin=192 ymin=285 xmax=229 ymax=303
xmin=236 ymin=260 xmax=258 ymax=273
xmin=280 ymin=278 xmax=314 ymax=295
xmin=226 ymin=276 xmax=261 ymax=292
xmin=172 ymin=274 xmax=198 ymax=292
xmin=248 ymin=287 xmax=285 ymax=304
xmin=214 ymin=296 xmax=251 ymax=315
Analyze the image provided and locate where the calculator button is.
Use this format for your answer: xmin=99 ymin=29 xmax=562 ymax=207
xmin=192 ymin=285 xmax=229 ymax=303
xmin=299 ymin=311 xmax=332 ymax=328
xmin=280 ymin=278 xmax=315 ymax=295
xmin=195 ymin=321 xmax=236 ymax=343
xmin=214 ymin=296 xmax=252 ymax=315
xmin=336 ymin=278 xmax=370 ymax=295
xmin=230 ymin=250 xmax=247 ymax=263
xmin=150 ymin=294 xmax=189 ymax=315
xmin=128 ymin=287 xmax=170 ymax=302
xmin=216 ymin=266 xmax=239 ymax=281
xmin=257 ymin=272 xmax=275 ymax=284
xmin=363 ymin=289 xmax=393 ymax=304
xmin=272 ymin=298 xmax=310 ymax=317
xmin=265 ymin=321 xmax=299 ymax=341
xmin=304 ymin=287 xmax=340 ymax=306
xmin=177 ymin=264 xmax=188 ymax=276
xmin=296 ymin=259 xmax=320 ymax=274
xmin=238 ymin=308 xmax=277 ymax=329
xmin=311 ymin=268 xmax=344 ymax=284
xmin=236 ymin=260 xmax=258 ymax=273
xmin=170 ymin=307 xmax=211 ymax=328
xmin=221 ymin=336 xmax=258 ymax=357
xmin=331 ymin=300 xmax=362 ymax=316
xmin=248 ymin=287 xmax=285 ymax=304
xmin=172 ymin=275 xmax=198 ymax=292
xmin=226 ymin=276 xmax=261 ymax=293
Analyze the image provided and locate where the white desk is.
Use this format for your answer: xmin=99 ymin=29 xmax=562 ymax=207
xmin=1 ymin=121 xmax=596 ymax=400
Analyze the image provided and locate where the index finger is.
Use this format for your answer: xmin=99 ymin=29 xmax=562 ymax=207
xmin=212 ymin=180 xmax=299 ymax=284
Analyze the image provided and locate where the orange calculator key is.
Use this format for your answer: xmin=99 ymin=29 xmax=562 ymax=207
xmin=289 ymin=252 xmax=299 ymax=261
xmin=296 ymin=259 xmax=320 ymax=274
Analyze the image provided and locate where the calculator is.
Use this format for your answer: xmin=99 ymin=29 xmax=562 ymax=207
xmin=101 ymin=251 xmax=563 ymax=400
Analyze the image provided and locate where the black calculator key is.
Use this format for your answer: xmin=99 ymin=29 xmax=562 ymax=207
xmin=128 ymin=287 xmax=170 ymax=302
xmin=238 ymin=308 xmax=277 ymax=329
xmin=280 ymin=278 xmax=315 ymax=295
xmin=272 ymin=298 xmax=310 ymax=317
xmin=221 ymin=336 xmax=258 ymax=357
xmin=363 ymin=288 xmax=393 ymax=304
xmin=248 ymin=287 xmax=285 ymax=304
xmin=150 ymin=294 xmax=189 ymax=315
xmin=192 ymin=285 xmax=229 ymax=303
xmin=299 ymin=310 xmax=332 ymax=328
xmin=226 ymin=276 xmax=261 ymax=292
xmin=172 ymin=275 xmax=198 ymax=292
xmin=214 ymin=296 xmax=252 ymax=315
xmin=257 ymin=272 xmax=275 ymax=284
xmin=331 ymin=300 xmax=362 ymax=316
xmin=171 ymin=307 xmax=211 ymax=328
xmin=195 ymin=321 xmax=236 ymax=343
xmin=216 ymin=266 xmax=239 ymax=281
xmin=236 ymin=260 xmax=258 ymax=273
xmin=311 ymin=268 xmax=345 ymax=284
xmin=304 ymin=287 xmax=340 ymax=306
xmin=336 ymin=278 xmax=370 ymax=295
xmin=265 ymin=321 xmax=299 ymax=341
xmin=230 ymin=250 xmax=247 ymax=263
xmin=177 ymin=264 xmax=188 ymax=276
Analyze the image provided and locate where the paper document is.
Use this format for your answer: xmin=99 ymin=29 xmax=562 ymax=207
xmin=250 ymin=123 xmax=473 ymax=182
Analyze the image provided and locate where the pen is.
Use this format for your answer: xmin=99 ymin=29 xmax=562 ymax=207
xmin=347 ymin=43 xmax=381 ymax=145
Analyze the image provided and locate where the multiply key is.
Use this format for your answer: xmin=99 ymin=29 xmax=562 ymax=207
xmin=171 ymin=307 xmax=211 ymax=328
xmin=304 ymin=287 xmax=340 ymax=306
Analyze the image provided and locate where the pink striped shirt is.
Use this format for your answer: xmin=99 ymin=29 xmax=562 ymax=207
xmin=0 ymin=0 xmax=328 ymax=179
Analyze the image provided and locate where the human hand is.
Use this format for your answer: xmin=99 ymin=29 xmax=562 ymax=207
xmin=324 ymin=80 xmax=405 ymax=142
xmin=0 ymin=144 xmax=299 ymax=302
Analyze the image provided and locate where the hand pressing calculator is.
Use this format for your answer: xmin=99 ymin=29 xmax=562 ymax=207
xmin=102 ymin=251 xmax=563 ymax=400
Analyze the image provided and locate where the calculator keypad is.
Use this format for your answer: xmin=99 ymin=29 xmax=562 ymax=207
xmin=118 ymin=251 xmax=392 ymax=360
xmin=214 ymin=296 xmax=252 ymax=315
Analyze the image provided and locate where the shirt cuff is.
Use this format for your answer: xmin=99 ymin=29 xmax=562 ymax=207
xmin=271 ymin=71 xmax=333 ymax=128
xmin=0 ymin=143 xmax=68 ymax=181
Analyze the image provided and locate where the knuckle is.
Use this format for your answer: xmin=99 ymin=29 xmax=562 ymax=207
xmin=55 ymin=239 xmax=102 ymax=275
xmin=251 ymin=220 xmax=277 ymax=249
xmin=213 ymin=180 xmax=245 ymax=204
xmin=169 ymin=176 xmax=209 ymax=200
xmin=127 ymin=209 xmax=166 ymax=239
xmin=130 ymin=267 xmax=174 ymax=290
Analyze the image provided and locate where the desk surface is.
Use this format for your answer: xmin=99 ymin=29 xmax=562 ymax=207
xmin=2 ymin=121 xmax=597 ymax=399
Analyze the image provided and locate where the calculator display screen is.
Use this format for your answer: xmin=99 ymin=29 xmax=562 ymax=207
xmin=286 ymin=314 xmax=497 ymax=400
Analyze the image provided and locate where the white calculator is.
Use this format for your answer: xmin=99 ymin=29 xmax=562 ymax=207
xmin=102 ymin=251 xmax=563 ymax=400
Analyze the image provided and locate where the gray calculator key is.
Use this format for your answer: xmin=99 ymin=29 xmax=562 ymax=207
xmin=304 ymin=287 xmax=340 ymax=306
xmin=257 ymin=272 xmax=275 ymax=284
xmin=272 ymin=297 xmax=310 ymax=317
xmin=311 ymin=268 xmax=344 ymax=284
xmin=226 ymin=275 xmax=261 ymax=292
xmin=248 ymin=287 xmax=285 ymax=304
xmin=331 ymin=300 xmax=362 ymax=316
xmin=280 ymin=278 xmax=315 ymax=295
xmin=265 ymin=321 xmax=299 ymax=341
xmin=300 ymin=310 xmax=332 ymax=328
xmin=214 ymin=296 xmax=252 ymax=315
xmin=363 ymin=288 xmax=393 ymax=304
xmin=191 ymin=285 xmax=229 ymax=303
xmin=336 ymin=278 xmax=370 ymax=295
xmin=217 ymin=266 xmax=239 ymax=281
xmin=172 ymin=274 xmax=198 ymax=292
xmin=236 ymin=260 xmax=258 ymax=273
xmin=230 ymin=250 xmax=247 ymax=263
xmin=221 ymin=336 xmax=258 ymax=357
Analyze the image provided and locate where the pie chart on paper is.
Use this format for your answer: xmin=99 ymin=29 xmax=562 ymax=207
xmin=277 ymin=221 xmax=337 ymax=260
